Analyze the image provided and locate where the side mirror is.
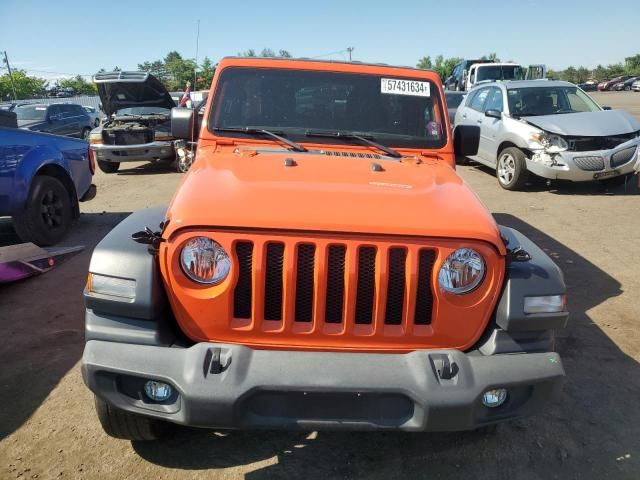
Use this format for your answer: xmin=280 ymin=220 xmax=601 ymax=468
xmin=602 ymin=105 xmax=612 ymax=111
xmin=485 ymin=109 xmax=502 ymax=119
xmin=171 ymin=107 xmax=198 ymax=140
xmin=453 ymin=125 xmax=480 ymax=157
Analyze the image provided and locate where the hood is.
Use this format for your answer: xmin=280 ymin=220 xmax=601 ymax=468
xmin=93 ymin=71 xmax=175 ymax=116
xmin=523 ymin=110 xmax=640 ymax=136
xmin=164 ymin=148 xmax=506 ymax=254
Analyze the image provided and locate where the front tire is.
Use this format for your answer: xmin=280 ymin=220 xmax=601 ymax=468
xmin=496 ymin=147 xmax=529 ymax=191
xmin=12 ymin=175 xmax=73 ymax=246
xmin=94 ymin=396 xmax=166 ymax=441
xmin=81 ymin=127 xmax=91 ymax=140
xmin=97 ymin=160 xmax=120 ymax=174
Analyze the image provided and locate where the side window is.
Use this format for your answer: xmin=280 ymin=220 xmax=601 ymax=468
xmin=48 ymin=105 xmax=62 ymax=119
xmin=72 ymin=105 xmax=85 ymax=116
xmin=469 ymin=88 xmax=490 ymax=112
xmin=58 ymin=105 xmax=73 ymax=118
xmin=484 ymin=88 xmax=504 ymax=112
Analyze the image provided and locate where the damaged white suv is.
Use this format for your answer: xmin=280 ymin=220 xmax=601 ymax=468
xmin=454 ymin=80 xmax=640 ymax=190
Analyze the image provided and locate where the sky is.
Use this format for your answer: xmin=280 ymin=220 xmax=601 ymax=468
xmin=1 ymin=0 xmax=638 ymax=83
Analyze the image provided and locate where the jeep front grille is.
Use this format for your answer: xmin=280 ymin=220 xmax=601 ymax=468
xmin=233 ymin=239 xmax=435 ymax=332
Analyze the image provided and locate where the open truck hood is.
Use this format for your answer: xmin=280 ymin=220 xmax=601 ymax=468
xmin=522 ymin=110 xmax=640 ymax=136
xmin=93 ymin=71 xmax=175 ymax=116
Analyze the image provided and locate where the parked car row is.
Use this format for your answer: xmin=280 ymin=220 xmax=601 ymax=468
xmin=597 ymin=76 xmax=640 ymax=91
xmin=14 ymin=103 xmax=95 ymax=139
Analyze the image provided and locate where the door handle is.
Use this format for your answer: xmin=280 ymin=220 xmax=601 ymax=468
xmin=462 ymin=114 xmax=468 ymax=119
xmin=477 ymin=119 xmax=483 ymax=124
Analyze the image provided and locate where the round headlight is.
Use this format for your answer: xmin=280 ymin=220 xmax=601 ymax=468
xmin=438 ymin=248 xmax=485 ymax=294
xmin=180 ymin=237 xmax=230 ymax=284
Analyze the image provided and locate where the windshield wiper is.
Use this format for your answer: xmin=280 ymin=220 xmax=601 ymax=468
xmin=305 ymin=130 xmax=402 ymax=158
xmin=213 ymin=127 xmax=308 ymax=153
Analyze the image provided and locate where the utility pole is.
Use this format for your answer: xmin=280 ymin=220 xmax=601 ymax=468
xmin=2 ymin=50 xmax=18 ymax=101
xmin=193 ymin=19 xmax=200 ymax=90
xmin=347 ymin=47 xmax=354 ymax=62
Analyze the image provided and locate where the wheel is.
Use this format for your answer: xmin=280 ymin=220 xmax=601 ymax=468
xmin=81 ymin=127 xmax=91 ymax=140
xmin=94 ymin=396 xmax=166 ymax=441
xmin=97 ymin=160 xmax=120 ymax=174
xmin=12 ymin=175 xmax=73 ymax=246
xmin=625 ymin=86 xmax=631 ymax=91
xmin=496 ymin=147 xmax=529 ymax=190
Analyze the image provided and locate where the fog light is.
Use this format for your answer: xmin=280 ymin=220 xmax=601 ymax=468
xmin=482 ymin=388 xmax=507 ymax=408
xmin=144 ymin=380 xmax=172 ymax=402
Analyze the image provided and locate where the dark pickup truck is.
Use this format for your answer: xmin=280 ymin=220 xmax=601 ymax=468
xmin=0 ymin=110 xmax=96 ymax=245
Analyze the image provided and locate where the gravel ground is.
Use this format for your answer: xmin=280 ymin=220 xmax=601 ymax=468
xmin=0 ymin=92 xmax=639 ymax=480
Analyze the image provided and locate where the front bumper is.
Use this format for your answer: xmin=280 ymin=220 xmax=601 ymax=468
xmin=91 ymin=141 xmax=174 ymax=163
xmin=526 ymin=138 xmax=639 ymax=181
xmin=82 ymin=341 xmax=564 ymax=431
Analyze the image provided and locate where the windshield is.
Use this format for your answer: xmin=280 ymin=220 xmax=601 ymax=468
xmin=476 ymin=65 xmax=523 ymax=82
xmin=114 ymin=106 xmax=171 ymax=116
xmin=15 ymin=105 xmax=48 ymax=121
xmin=209 ymin=67 xmax=447 ymax=149
xmin=507 ymin=86 xmax=601 ymax=116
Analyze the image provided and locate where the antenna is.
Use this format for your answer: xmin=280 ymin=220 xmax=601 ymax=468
xmin=194 ymin=19 xmax=200 ymax=89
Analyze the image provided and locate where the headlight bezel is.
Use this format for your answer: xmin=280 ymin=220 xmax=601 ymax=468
xmin=438 ymin=248 xmax=486 ymax=295
xmin=529 ymin=131 xmax=569 ymax=152
xmin=179 ymin=236 xmax=231 ymax=285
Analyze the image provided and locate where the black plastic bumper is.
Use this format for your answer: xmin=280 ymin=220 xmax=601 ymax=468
xmin=82 ymin=341 xmax=564 ymax=432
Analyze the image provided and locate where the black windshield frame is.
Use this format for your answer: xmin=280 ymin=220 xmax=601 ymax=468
xmin=208 ymin=67 xmax=447 ymax=150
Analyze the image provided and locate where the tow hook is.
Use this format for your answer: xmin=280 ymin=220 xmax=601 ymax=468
xmin=431 ymin=354 xmax=458 ymax=380
xmin=507 ymin=246 xmax=532 ymax=262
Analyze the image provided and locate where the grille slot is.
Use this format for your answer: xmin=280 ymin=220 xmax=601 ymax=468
xmin=610 ymin=146 xmax=637 ymax=168
xmin=325 ymin=245 xmax=346 ymax=323
xmin=354 ymin=247 xmax=377 ymax=324
xmin=414 ymin=250 xmax=436 ymax=325
xmin=233 ymin=242 xmax=253 ymax=319
xmin=264 ymin=243 xmax=284 ymax=321
xmin=384 ymin=248 xmax=407 ymax=325
xmin=294 ymin=244 xmax=316 ymax=322
xmin=574 ymin=156 xmax=604 ymax=171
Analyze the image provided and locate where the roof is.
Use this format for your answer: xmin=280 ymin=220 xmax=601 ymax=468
xmin=470 ymin=80 xmax=575 ymax=90
xmin=219 ymin=56 xmax=430 ymax=73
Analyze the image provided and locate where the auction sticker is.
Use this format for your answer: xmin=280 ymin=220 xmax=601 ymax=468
xmin=381 ymin=78 xmax=430 ymax=97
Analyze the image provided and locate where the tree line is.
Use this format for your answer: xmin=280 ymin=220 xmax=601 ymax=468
xmin=0 ymin=47 xmax=290 ymax=101
xmin=3 ymin=50 xmax=639 ymax=101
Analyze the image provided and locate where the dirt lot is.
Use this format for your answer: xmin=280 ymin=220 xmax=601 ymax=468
xmin=1 ymin=92 xmax=639 ymax=480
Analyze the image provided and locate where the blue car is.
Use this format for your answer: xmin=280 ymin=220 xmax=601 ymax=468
xmin=0 ymin=117 xmax=96 ymax=245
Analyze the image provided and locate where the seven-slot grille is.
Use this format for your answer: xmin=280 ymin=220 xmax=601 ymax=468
xmin=233 ymin=240 xmax=435 ymax=333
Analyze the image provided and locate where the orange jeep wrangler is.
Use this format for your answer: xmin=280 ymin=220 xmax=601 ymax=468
xmin=82 ymin=57 xmax=568 ymax=440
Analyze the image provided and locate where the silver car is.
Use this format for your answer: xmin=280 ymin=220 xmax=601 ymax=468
xmin=454 ymin=80 xmax=640 ymax=190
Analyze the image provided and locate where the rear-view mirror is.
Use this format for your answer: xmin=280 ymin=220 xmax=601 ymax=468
xmin=453 ymin=125 xmax=480 ymax=157
xmin=171 ymin=107 xmax=198 ymax=140
xmin=602 ymin=105 xmax=612 ymax=110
